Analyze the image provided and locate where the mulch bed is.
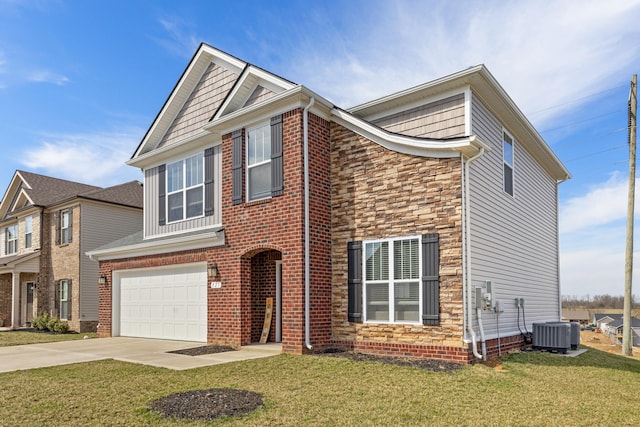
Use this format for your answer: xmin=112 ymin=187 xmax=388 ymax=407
xmin=315 ymin=348 xmax=463 ymax=373
xmin=167 ymin=345 xmax=235 ymax=356
xmin=149 ymin=388 xmax=263 ymax=421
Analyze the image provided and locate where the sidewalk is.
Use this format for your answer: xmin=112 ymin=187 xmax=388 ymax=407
xmin=0 ymin=336 xmax=281 ymax=373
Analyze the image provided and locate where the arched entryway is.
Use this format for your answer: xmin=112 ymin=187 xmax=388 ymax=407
xmin=240 ymin=248 xmax=282 ymax=345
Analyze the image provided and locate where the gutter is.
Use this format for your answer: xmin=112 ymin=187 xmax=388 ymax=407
xmin=304 ymin=97 xmax=315 ymax=350
xmin=463 ymin=147 xmax=486 ymax=360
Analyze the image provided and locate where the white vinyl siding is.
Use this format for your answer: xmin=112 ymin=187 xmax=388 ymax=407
xmin=80 ymin=202 xmax=143 ymax=322
xmin=144 ymin=145 xmax=222 ymax=238
xmin=469 ymin=93 xmax=560 ymax=340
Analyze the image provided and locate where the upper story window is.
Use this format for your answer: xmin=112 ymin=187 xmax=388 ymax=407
xmin=246 ymin=123 xmax=272 ymax=201
xmin=364 ymin=236 xmax=421 ymax=323
xmin=5 ymin=224 xmax=18 ymax=254
xmin=503 ymin=131 xmax=514 ymax=196
xmin=24 ymin=216 xmax=32 ymax=249
xmin=167 ymin=153 xmax=204 ymax=223
xmin=61 ymin=209 xmax=72 ymax=244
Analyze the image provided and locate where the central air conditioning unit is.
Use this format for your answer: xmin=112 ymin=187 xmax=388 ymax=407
xmin=532 ymin=322 xmax=571 ymax=354
xmin=545 ymin=321 xmax=580 ymax=350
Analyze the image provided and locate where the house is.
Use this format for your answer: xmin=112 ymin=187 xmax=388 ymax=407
xmin=593 ymin=313 xmax=622 ymax=332
xmin=562 ymin=309 xmax=590 ymax=325
xmin=87 ymin=43 xmax=569 ymax=363
xmin=0 ymin=171 xmax=143 ymax=332
xmin=609 ymin=317 xmax=640 ymax=347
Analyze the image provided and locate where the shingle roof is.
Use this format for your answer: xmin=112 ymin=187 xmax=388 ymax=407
xmin=15 ymin=171 xmax=143 ymax=209
xmin=18 ymin=170 xmax=102 ymax=207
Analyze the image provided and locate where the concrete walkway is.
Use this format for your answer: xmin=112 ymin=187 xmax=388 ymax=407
xmin=0 ymin=337 xmax=281 ymax=373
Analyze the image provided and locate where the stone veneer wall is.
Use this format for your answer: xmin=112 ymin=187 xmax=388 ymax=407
xmin=330 ymin=123 xmax=468 ymax=362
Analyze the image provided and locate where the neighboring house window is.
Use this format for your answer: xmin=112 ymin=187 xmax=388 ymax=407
xmin=246 ymin=123 xmax=272 ymax=201
xmin=364 ymin=236 xmax=421 ymax=323
xmin=24 ymin=216 xmax=32 ymax=249
xmin=166 ymin=153 xmax=204 ymax=223
xmin=59 ymin=279 xmax=71 ymax=320
xmin=503 ymin=131 xmax=514 ymax=196
xmin=61 ymin=209 xmax=72 ymax=244
xmin=5 ymin=225 xmax=18 ymax=254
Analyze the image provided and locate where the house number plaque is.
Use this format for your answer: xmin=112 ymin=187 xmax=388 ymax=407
xmin=210 ymin=282 xmax=222 ymax=289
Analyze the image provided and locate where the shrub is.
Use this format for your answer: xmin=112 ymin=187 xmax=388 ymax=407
xmin=49 ymin=319 xmax=69 ymax=334
xmin=31 ymin=312 xmax=51 ymax=331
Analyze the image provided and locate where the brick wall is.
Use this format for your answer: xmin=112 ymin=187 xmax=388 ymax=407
xmin=98 ymin=109 xmax=333 ymax=354
xmin=0 ymin=274 xmax=11 ymax=326
xmin=330 ymin=123 xmax=467 ymax=360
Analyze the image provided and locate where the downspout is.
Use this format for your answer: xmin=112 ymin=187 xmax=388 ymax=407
xmin=463 ymin=147 xmax=485 ymax=360
xmin=303 ymin=96 xmax=315 ymax=350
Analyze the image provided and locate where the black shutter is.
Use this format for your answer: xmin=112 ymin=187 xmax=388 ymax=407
xmin=158 ymin=164 xmax=166 ymax=226
xmin=347 ymin=241 xmax=363 ymax=323
xmin=204 ymin=147 xmax=215 ymax=216
xmin=54 ymin=280 xmax=60 ymax=315
xmin=54 ymin=211 xmax=61 ymax=245
xmin=422 ymin=233 xmax=440 ymax=325
xmin=271 ymin=114 xmax=284 ymax=197
xmin=67 ymin=208 xmax=73 ymax=243
xmin=232 ymin=129 xmax=243 ymax=205
xmin=67 ymin=280 xmax=72 ymax=321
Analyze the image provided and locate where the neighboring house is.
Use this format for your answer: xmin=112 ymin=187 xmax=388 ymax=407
xmin=87 ymin=43 xmax=569 ymax=363
xmin=0 ymin=171 xmax=143 ymax=332
xmin=562 ymin=309 xmax=590 ymax=325
xmin=594 ymin=313 xmax=622 ymax=332
xmin=610 ymin=317 xmax=640 ymax=347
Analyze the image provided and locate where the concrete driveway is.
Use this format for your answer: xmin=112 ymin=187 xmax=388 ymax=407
xmin=0 ymin=337 xmax=281 ymax=373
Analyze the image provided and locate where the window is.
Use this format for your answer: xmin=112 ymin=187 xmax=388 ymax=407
xmin=5 ymin=225 xmax=18 ymax=254
xmin=166 ymin=153 xmax=204 ymax=222
xmin=364 ymin=236 xmax=421 ymax=323
xmin=246 ymin=123 xmax=271 ymax=201
xmin=61 ymin=210 xmax=71 ymax=244
xmin=59 ymin=280 xmax=70 ymax=320
xmin=24 ymin=216 xmax=32 ymax=249
xmin=503 ymin=132 xmax=514 ymax=196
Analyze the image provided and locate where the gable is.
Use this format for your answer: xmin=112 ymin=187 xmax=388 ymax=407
xmin=158 ymin=62 xmax=239 ymax=149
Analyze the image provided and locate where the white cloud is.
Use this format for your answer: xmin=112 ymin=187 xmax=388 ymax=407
xmin=560 ymin=173 xmax=629 ymax=233
xmin=154 ymin=17 xmax=200 ymax=58
xmin=21 ymin=129 xmax=143 ymax=187
xmin=27 ymin=69 xmax=69 ymax=86
xmin=286 ymin=0 xmax=640 ymax=128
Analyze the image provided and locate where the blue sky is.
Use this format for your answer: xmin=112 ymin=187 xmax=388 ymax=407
xmin=1 ymin=0 xmax=639 ymax=298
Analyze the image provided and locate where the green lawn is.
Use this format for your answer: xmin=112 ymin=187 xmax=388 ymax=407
xmin=0 ymin=331 xmax=97 ymax=347
xmin=0 ymin=347 xmax=637 ymax=426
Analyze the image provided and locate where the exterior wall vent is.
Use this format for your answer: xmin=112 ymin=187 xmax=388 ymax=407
xmin=532 ymin=322 xmax=572 ymax=353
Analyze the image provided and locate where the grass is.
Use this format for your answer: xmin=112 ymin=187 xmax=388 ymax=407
xmin=0 ymin=331 xmax=97 ymax=347
xmin=0 ymin=346 xmax=639 ymax=426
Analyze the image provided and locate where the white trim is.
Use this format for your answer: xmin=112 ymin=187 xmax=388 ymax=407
xmin=362 ymin=235 xmax=422 ymax=325
xmin=464 ymin=86 xmax=472 ymax=136
xmin=275 ymin=260 xmax=282 ymax=343
xmin=245 ymin=121 xmax=272 ymax=202
xmin=87 ymin=229 xmax=225 ymax=261
xmin=332 ymin=108 xmax=487 ymax=159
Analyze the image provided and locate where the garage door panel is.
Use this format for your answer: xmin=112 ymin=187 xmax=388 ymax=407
xmin=117 ymin=265 xmax=207 ymax=342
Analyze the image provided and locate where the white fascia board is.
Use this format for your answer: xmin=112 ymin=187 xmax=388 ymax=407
xmin=205 ymin=86 xmax=333 ymax=136
xmin=127 ymin=131 xmax=219 ymax=170
xmin=86 ymin=230 xmax=225 ymax=262
xmin=331 ymin=108 xmax=488 ymax=159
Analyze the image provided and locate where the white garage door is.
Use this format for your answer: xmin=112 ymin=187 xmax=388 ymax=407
xmin=117 ymin=265 xmax=207 ymax=342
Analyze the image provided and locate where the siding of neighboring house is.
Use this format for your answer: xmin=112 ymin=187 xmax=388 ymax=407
xmin=144 ymin=144 xmax=222 ymax=238
xmin=244 ymin=85 xmax=275 ymax=107
xmin=79 ymin=202 xmax=143 ymax=324
xmin=372 ymin=94 xmax=466 ymax=138
xmin=468 ymin=93 xmax=560 ymax=341
xmin=158 ymin=62 xmax=239 ymax=148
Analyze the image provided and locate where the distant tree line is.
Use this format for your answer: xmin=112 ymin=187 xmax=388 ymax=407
xmin=561 ymin=294 xmax=640 ymax=309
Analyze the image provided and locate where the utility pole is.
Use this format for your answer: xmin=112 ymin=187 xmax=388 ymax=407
xmin=623 ymin=74 xmax=637 ymax=356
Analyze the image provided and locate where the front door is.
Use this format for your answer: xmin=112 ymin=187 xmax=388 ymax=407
xmin=25 ymin=282 xmax=35 ymax=324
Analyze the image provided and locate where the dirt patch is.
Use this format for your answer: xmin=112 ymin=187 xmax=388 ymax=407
xmin=167 ymin=345 xmax=235 ymax=356
xmin=580 ymin=330 xmax=640 ymax=359
xmin=315 ymin=349 xmax=463 ymax=373
xmin=149 ymin=388 xmax=263 ymax=421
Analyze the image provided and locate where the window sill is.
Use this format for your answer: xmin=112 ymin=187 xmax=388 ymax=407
xmin=244 ymin=197 xmax=272 ymax=207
